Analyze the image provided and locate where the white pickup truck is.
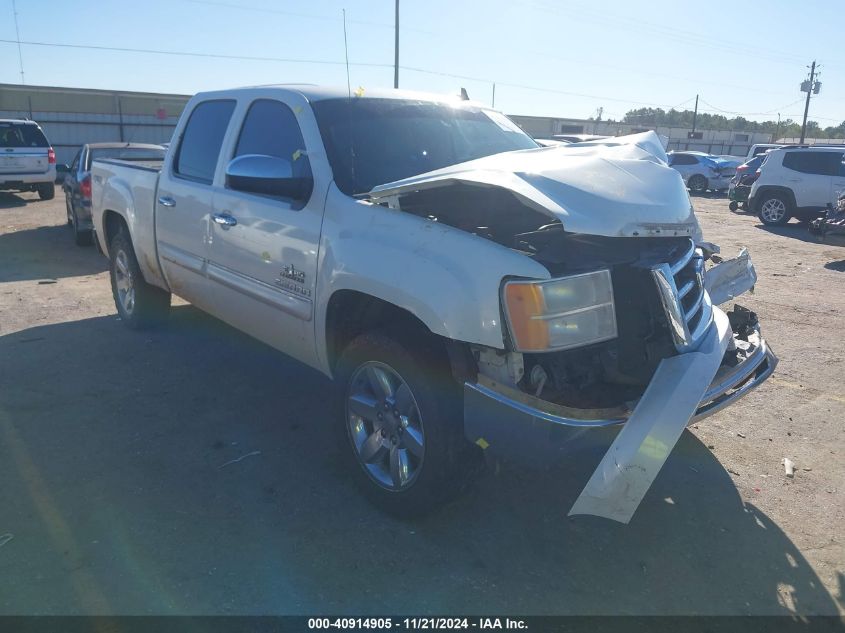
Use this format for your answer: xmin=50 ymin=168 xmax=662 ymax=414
xmin=91 ymin=85 xmax=777 ymax=521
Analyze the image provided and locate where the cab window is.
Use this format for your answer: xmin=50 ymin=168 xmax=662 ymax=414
xmin=174 ymin=100 xmax=236 ymax=184
xmin=232 ymin=99 xmax=312 ymax=184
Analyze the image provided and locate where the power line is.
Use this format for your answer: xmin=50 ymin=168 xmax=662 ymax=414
xmin=0 ymin=38 xmax=393 ymax=69
xmin=181 ymin=0 xmax=434 ymax=35
xmin=1 ymin=37 xmax=839 ymax=126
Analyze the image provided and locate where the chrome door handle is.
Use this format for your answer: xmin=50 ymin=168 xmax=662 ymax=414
xmin=212 ymin=213 xmax=237 ymax=227
xmin=158 ymin=196 xmax=176 ymax=207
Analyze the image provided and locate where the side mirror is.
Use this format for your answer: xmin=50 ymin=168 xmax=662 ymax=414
xmin=225 ymin=154 xmax=312 ymax=201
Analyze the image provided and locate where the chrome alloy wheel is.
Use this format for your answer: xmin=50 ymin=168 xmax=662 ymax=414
xmin=760 ymin=198 xmax=787 ymax=223
xmin=346 ymin=361 xmax=425 ymax=491
xmin=114 ymin=250 xmax=135 ymax=315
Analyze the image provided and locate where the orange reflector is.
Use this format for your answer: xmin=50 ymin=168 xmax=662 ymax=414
xmin=504 ymin=282 xmax=549 ymax=351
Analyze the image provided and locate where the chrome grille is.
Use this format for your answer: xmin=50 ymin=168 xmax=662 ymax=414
xmin=651 ymin=239 xmax=713 ymax=351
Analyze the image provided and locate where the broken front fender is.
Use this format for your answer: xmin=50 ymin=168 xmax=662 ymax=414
xmin=705 ymin=248 xmax=757 ymax=306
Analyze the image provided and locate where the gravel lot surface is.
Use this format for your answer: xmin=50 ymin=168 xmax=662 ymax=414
xmin=0 ymin=186 xmax=842 ymax=615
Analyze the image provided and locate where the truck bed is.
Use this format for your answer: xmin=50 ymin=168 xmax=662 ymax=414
xmin=93 ymin=157 xmax=164 ymax=173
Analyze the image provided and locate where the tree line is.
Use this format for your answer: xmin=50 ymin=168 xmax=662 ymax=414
xmin=617 ymin=107 xmax=845 ymax=139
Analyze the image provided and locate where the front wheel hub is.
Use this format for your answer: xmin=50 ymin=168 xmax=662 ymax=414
xmin=346 ymin=361 xmax=425 ymax=491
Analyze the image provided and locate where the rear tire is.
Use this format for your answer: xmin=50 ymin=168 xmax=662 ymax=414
xmin=109 ymin=229 xmax=170 ymax=329
xmin=688 ymin=174 xmax=708 ymax=194
xmin=729 ymin=201 xmax=739 ymax=212
xmin=70 ymin=206 xmax=93 ymax=246
xmin=334 ymin=330 xmax=481 ymax=517
xmin=37 ymin=184 xmax=55 ymax=200
xmin=757 ymin=193 xmax=791 ymax=226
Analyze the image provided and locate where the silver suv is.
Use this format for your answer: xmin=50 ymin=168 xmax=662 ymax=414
xmin=0 ymin=119 xmax=57 ymax=200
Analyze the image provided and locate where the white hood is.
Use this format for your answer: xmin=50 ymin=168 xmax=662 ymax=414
xmin=369 ymin=131 xmax=701 ymax=239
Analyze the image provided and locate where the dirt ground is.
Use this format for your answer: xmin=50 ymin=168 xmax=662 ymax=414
xmin=0 ymin=186 xmax=843 ymax=615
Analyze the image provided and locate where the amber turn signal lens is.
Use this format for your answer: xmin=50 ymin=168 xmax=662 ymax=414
xmin=503 ymin=282 xmax=550 ymax=351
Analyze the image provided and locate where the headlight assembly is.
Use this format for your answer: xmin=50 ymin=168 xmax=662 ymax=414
xmin=502 ymin=269 xmax=617 ymax=352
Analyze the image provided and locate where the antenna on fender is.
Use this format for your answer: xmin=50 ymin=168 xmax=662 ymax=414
xmin=342 ymin=9 xmax=351 ymax=99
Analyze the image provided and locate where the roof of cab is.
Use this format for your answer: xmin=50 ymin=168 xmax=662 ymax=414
xmin=192 ymin=84 xmax=476 ymax=106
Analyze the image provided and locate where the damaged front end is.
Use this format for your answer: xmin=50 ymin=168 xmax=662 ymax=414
xmin=463 ymin=243 xmax=776 ymax=523
xmin=369 ymin=132 xmax=777 ymax=523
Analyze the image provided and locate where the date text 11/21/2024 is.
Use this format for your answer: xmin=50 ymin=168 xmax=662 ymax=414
xmin=307 ymin=618 xmax=528 ymax=630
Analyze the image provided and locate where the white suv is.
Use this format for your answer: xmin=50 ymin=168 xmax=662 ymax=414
xmin=0 ymin=119 xmax=57 ymax=200
xmin=750 ymin=146 xmax=845 ymax=226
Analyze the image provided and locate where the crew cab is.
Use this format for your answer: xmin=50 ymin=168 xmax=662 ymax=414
xmin=91 ymin=86 xmax=777 ymax=521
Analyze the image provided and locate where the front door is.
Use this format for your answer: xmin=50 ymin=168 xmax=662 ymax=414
xmin=155 ymin=99 xmax=236 ymax=310
xmin=207 ymin=97 xmax=323 ymax=367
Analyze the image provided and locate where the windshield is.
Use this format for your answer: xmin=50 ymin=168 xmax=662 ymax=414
xmin=88 ymin=146 xmax=165 ymax=168
xmin=311 ymin=98 xmax=538 ymax=195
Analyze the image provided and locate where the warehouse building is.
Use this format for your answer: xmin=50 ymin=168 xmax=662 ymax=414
xmin=3 ymin=83 xmax=825 ymax=166
xmin=0 ymin=83 xmax=190 ymax=164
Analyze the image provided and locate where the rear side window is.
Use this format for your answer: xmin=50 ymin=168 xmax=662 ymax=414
xmin=174 ymin=100 xmax=236 ymax=183
xmin=782 ymin=151 xmax=842 ymax=176
xmin=233 ymin=99 xmax=311 ymax=178
xmin=0 ymin=123 xmax=49 ymax=148
xmin=671 ymin=154 xmax=697 ymax=166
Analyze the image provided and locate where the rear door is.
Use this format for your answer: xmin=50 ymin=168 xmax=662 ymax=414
xmin=782 ymin=151 xmax=835 ymax=209
xmin=206 ymin=97 xmax=323 ymax=366
xmin=0 ymin=122 xmax=49 ymax=176
xmin=826 ymin=151 xmax=845 ymax=204
xmin=669 ymin=153 xmax=697 ymax=181
xmin=155 ymin=100 xmax=236 ymax=309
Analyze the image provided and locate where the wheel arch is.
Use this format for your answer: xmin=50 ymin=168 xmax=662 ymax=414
xmin=754 ymin=186 xmax=796 ymax=212
xmin=323 ymin=289 xmax=476 ymax=383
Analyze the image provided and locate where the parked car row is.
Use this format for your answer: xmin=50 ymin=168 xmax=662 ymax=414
xmin=1 ymin=117 xmax=168 ymax=245
xmin=729 ymin=145 xmax=845 ymax=226
xmin=62 ymin=143 xmax=166 ymax=245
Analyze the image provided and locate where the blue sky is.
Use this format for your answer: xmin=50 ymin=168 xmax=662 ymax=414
xmin=1 ymin=0 xmax=842 ymax=126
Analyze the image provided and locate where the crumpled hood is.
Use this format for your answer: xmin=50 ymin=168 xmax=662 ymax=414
xmin=369 ymin=131 xmax=701 ymax=239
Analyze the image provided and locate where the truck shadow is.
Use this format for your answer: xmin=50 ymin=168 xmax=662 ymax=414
xmin=755 ymin=223 xmax=823 ymax=245
xmin=0 ymin=306 xmax=840 ymax=615
xmin=0 ymin=192 xmax=28 ymax=208
xmin=0 ymin=223 xmax=107 ymax=282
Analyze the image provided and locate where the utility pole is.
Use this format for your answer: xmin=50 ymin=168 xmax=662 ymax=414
xmin=691 ymin=94 xmax=699 ymax=136
xmin=12 ymin=0 xmax=25 ymax=84
xmin=800 ymin=60 xmax=818 ymax=144
xmin=774 ymin=113 xmax=781 ymax=143
xmin=491 ymin=83 xmax=496 ymax=108
xmin=393 ymin=0 xmax=399 ymax=89
xmin=686 ymin=94 xmax=699 ymax=150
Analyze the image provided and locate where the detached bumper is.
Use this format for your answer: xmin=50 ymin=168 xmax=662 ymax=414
xmin=464 ymin=312 xmax=776 ymax=457
xmin=464 ymin=307 xmax=777 ymax=523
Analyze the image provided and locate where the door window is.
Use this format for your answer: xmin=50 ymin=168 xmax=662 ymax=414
xmin=174 ymin=100 xmax=236 ymax=183
xmin=232 ymin=99 xmax=312 ymax=183
xmin=782 ymin=151 xmax=840 ymax=176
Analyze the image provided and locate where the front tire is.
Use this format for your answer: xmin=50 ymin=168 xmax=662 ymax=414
xmin=729 ymin=201 xmax=739 ymax=212
xmin=335 ymin=331 xmax=480 ymax=517
xmin=37 ymin=184 xmax=55 ymax=200
xmin=109 ymin=229 xmax=170 ymax=329
xmin=757 ymin=193 xmax=791 ymax=226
